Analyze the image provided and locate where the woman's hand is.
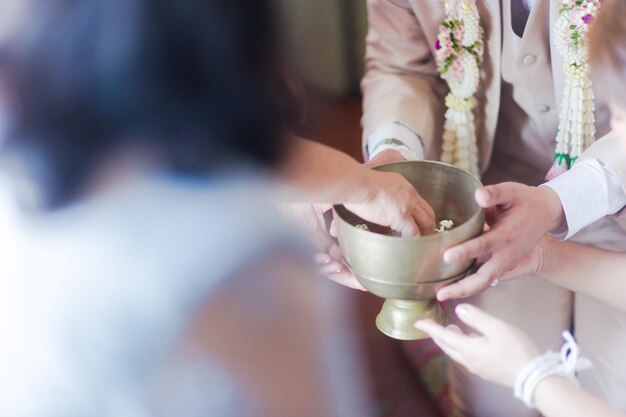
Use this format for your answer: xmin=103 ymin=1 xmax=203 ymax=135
xmin=415 ymin=304 xmax=540 ymax=388
xmin=278 ymin=203 xmax=366 ymax=291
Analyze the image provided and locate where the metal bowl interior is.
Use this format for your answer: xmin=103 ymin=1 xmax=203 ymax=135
xmin=333 ymin=161 xmax=484 ymax=300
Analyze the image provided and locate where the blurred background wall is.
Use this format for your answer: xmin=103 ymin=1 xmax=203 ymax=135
xmin=276 ymin=0 xmax=368 ymax=161
xmin=278 ymin=0 xmax=367 ymax=96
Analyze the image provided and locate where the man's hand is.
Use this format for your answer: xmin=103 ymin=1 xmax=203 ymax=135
xmin=436 ymin=183 xmax=565 ymax=301
xmin=285 ymin=147 xmax=437 ymax=291
xmin=346 ymin=170 xmax=436 ymax=237
xmin=318 ymin=148 xmax=435 ymax=289
xmin=356 ymin=148 xmax=435 ymax=236
xmin=314 ymin=149 xmax=415 ymax=290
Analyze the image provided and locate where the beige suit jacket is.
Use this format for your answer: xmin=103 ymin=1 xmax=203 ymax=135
xmin=361 ymin=0 xmax=623 ymax=186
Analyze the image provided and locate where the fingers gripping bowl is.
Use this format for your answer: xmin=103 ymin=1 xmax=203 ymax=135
xmin=333 ymin=161 xmax=485 ymax=340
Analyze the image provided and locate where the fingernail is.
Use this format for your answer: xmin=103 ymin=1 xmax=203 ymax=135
xmin=314 ymin=254 xmax=332 ymax=265
xmin=444 ymin=251 xmax=458 ymax=264
xmin=476 ymin=188 xmax=490 ymax=200
xmin=414 ymin=320 xmax=429 ymax=329
xmin=456 ymin=304 xmax=469 ymax=317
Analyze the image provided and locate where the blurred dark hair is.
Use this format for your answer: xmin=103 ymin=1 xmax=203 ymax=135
xmin=1 ymin=0 xmax=296 ymax=207
xmin=589 ymin=0 xmax=626 ymax=108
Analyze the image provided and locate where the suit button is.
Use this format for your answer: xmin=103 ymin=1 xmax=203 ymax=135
xmin=522 ymin=55 xmax=537 ymax=66
xmin=536 ymin=105 xmax=551 ymax=113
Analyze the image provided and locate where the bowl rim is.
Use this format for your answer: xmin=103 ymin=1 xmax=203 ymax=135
xmin=332 ymin=160 xmax=485 ymax=242
xmin=346 ymin=259 xmax=477 ymax=285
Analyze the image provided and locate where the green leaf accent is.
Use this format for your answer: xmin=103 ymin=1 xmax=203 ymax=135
xmin=450 ymin=36 xmax=458 ymax=50
xmin=553 ymin=153 xmax=572 ymax=168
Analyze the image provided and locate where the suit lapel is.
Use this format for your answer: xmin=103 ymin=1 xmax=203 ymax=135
xmin=477 ymin=0 xmax=502 ymax=169
xmin=549 ymin=0 xmax=565 ymax=115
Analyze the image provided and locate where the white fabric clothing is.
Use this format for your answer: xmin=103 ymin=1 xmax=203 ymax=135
xmin=0 ymin=171 xmax=369 ymax=417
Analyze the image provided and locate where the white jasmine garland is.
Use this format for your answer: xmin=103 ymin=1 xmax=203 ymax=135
xmin=436 ymin=0 xmax=484 ymax=178
xmin=437 ymin=0 xmax=602 ymax=181
xmin=548 ymin=0 xmax=601 ymax=178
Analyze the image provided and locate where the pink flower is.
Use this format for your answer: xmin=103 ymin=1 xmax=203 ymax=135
xmin=453 ymin=29 xmax=463 ymax=44
xmin=447 ymin=58 xmax=465 ymax=80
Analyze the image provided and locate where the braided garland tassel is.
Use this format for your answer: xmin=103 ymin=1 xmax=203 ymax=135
xmin=547 ymin=0 xmax=601 ymax=180
xmin=436 ymin=0 xmax=484 ymax=178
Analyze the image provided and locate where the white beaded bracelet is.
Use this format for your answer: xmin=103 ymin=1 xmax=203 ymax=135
xmin=514 ymin=331 xmax=592 ymax=409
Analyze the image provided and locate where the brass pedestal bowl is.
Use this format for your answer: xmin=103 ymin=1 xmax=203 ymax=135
xmin=333 ymin=161 xmax=484 ymax=340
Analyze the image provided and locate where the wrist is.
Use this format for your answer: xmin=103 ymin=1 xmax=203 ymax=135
xmin=532 ymin=375 xmax=568 ymax=411
xmin=513 ymin=331 xmax=592 ymax=409
xmin=537 ymin=186 xmax=566 ymax=232
xmin=356 ymin=167 xmax=380 ymax=205
xmin=535 ymin=237 xmax=554 ymax=279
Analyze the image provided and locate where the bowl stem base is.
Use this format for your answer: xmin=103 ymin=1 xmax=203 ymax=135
xmin=375 ymin=299 xmax=444 ymax=340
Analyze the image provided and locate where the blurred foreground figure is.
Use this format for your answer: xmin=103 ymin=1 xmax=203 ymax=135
xmin=0 ymin=1 xmax=370 ymax=416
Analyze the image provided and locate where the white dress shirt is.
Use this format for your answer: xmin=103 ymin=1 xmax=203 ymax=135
xmin=544 ymin=160 xmax=626 ymax=239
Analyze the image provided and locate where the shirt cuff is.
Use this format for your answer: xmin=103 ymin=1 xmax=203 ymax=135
xmin=366 ymin=122 xmax=425 ymax=161
xmin=542 ymin=159 xmax=626 ymax=240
